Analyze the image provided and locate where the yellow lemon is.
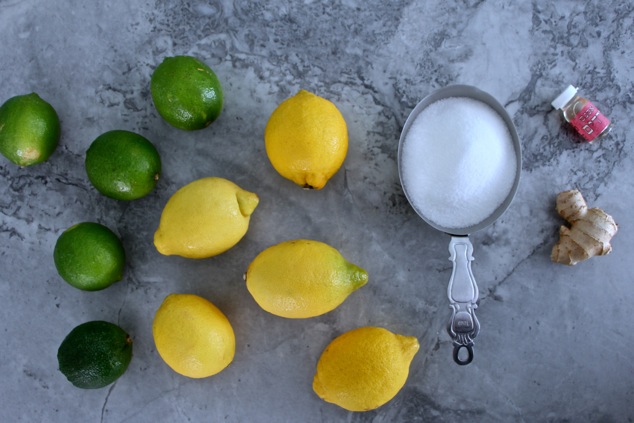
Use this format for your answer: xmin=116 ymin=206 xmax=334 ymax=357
xmin=264 ymin=90 xmax=348 ymax=189
xmin=154 ymin=177 xmax=259 ymax=258
xmin=245 ymin=239 xmax=368 ymax=318
xmin=313 ymin=326 xmax=419 ymax=412
xmin=152 ymin=294 xmax=235 ymax=378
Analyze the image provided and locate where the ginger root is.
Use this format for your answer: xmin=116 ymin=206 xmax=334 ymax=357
xmin=551 ymin=189 xmax=617 ymax=265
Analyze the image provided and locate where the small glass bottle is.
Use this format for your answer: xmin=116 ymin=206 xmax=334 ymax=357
xmin=551 ymin=85 xmax=612 ymax=142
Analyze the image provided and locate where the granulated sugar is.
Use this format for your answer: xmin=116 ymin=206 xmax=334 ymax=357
xmin=401 ymin=97 xmax=517 ymax=229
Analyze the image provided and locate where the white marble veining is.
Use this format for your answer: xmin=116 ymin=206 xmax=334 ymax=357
xmin=1 ymin=1 xmax=633 ymax=422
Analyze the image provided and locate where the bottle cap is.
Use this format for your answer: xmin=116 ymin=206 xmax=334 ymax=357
xmin=551 ymin=85 xmax=578 ymax=110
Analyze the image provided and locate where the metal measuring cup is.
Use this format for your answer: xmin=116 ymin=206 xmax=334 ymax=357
xmin=397 ymin=85 xmax=522 ymax=365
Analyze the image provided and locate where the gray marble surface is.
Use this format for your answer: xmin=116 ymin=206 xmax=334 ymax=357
xmin=1 ymin=0 xmax=633 ymax=422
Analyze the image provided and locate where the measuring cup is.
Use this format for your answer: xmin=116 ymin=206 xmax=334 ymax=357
xmin=397 ymin=85 xmax=522 ymax=365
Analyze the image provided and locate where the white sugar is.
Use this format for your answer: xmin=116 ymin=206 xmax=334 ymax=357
xmin=401 ymin=97 xmax=517 ymax=229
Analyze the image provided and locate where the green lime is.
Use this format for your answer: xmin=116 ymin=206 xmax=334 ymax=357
xmin=0 ymin=93 xmax=60 ymax=166
xmin=57 ymin=320 xmax=133 ymax=389
xmin=150 ymin=55 xmax=223 ymax=130
xmin=53 ymin=222 xmax=125 ymax=291
xmin=85 ymin=130 xmax=161 ymax=201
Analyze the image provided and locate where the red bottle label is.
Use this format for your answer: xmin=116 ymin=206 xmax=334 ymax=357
xmin=569 ymin=101 xmax=610 ymax=142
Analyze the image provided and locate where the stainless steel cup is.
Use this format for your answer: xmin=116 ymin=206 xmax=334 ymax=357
xmin=398 ymin=85 xmax=522 ymax=365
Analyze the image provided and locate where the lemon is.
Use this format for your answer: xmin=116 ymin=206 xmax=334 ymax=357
xmin=245 ymin=239 xmax=368 ymax=318
xmin=151 ymin=55 xmax=223 ymax=130
xmin=313 ymin=326 xmax=419 ymax=412
xmin=0 ymin=93 xmax=60 ymax=166
xmin=53 ymin=222 xmax=126 ymax=291
xmin=154 ymin=177 xmax=258 ymax=259
xmin=264 ymin=90 xmax=348 ymax=189
xmin=57 ymin=320 xmax=133 ymax=389
xmin=85 ymin=130 xmax=161 ymax=201
xmin=152 ymin=294 xmax=235 ymax=378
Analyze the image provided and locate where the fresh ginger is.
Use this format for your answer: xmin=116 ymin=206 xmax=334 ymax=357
xmin=551 ymin=189 xmax=618 ymax=265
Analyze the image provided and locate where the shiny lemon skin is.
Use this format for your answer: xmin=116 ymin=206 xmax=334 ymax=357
xmin=264 ymin=90 xmax=348 ymax=189
xmin=154 ymin=177 xmax=259 ymax=259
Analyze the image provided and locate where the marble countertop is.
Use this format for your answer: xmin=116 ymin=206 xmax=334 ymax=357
xmin=1 ymin=0 xmax=633 ymax=422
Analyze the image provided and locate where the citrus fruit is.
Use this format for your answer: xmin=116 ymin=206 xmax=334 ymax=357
xmin=57 ymin=320 xmax=133 ymax=389
xmin=85 ymin=130 xmax=161 ymax=201
xmin=150 ymin=55 xmax=223 ymax=130
xmin=0 ymin=93 xmax=60 ymax=166
xmin=245 ymin=239 xmax=368 ymax=318
xmin=264 ymin=90 xmax=348 ymax=189
xmin=154 ymin=177 xmax=259 ymax=259
xmin=53 ymin=222 xmax=125 ymax=291
xmin=313 ymin=326 xmax=419 ymax=411
xmin=152 ymin=293 xmax=235 ymax=378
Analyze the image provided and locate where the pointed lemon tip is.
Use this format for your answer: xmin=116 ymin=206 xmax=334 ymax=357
xmin=296 ymin=89 xmax=313 ymax=99
xmin=302 ymin=173 xmax=328 ymax=190
xmin=398 ymin=335 xmax=420 ymax=361
xmin=312 ymin=374 xmax=325 ymax=399
xmin=154 ymin=229 xmax=170 ymax=256
xmin=236 ymin=190 xmax=259 ymax=217
xmin=347 ymin=264 xmax=369 ymax=291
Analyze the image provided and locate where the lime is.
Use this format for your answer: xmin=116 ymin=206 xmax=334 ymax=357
xmin=0 ymin=93 xmax=60 ymax=166
xmin=53 ymin=222 xmax=125 ymax=291
xmin=57 ymin=321 xmax=133 ymax=389
xmin=150 ymin=55 xmax=223 ymax=130
xmin=85 ymin=130 xmax=161 ymax=201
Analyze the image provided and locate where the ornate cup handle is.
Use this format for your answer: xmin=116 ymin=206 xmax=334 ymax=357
xmin=447 ymin=236 xmax=480 ymax=365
